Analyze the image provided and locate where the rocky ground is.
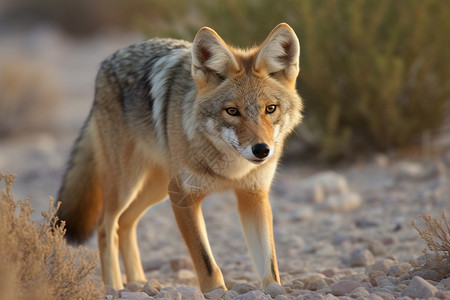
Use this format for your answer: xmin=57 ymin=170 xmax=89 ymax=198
xmin=0 ymin=29 xmax=449 ymax=299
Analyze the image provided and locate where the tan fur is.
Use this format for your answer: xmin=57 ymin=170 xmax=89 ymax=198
xmin=57 ymin=23 xmax=303 ymax=292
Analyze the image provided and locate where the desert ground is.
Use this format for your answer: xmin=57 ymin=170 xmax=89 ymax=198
xmin=1 ymin=28 xmax=449 ymax=299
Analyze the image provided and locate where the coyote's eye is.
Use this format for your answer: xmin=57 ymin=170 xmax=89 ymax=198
xmin=266 ymin=105 xmax=277 ymax=114
xmin=225 ymin=107 xmax=240 ymax=116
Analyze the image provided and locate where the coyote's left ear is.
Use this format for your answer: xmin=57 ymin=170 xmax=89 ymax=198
xmin=255 ymin=23 xmax=300 ymax=84
xmin=192 ymin=27 xmax=239 ymax=89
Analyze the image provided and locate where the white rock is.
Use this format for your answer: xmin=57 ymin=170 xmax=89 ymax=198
xmin=302 ymin=171 xmax=349 ymax=196
xmin=323 ymin=192 xmax=361 ymax=213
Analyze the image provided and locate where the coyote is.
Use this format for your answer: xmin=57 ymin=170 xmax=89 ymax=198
xmin=57 ymin=23 xmax=303 ymax=292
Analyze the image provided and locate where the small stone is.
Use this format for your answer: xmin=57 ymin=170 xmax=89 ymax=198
xmin=437 ymin=277 xmax=450 ymax=289
xmin=355 ymin=218 xmax=380 ymax=228
xmin=274 ymin=295 xmax=294 ymax=300
xmin=177 ymin=286 xmax=205 ymax=300
xmin=170 ymin=257 xmax=193 ymax=271
xmin=368 ymin=240 xmax=387 ymax=256
xmin=178 ymin=269 xmax=197 ymax=280
xmin=373 ymin=291 xmax=395 ymax=300
xmin=120 ymin=291 xmax=152 ymax=299
xmin=349 ymin=248 xmax=375 ymax=267
xmin=396 ymin=162 xmax=425 ymax=180
xmin=330 ymin=280 xmax=362 ymax=296
xmin=284 ymin=278 xmax=304 ymax=292
xmin=323 ymin=192 xmax=361 ymax=213
xmin=303 ymin=293 xmax=325 ymax=300
xmin=126 ymin=281 xmax=146 ymax=292
xmin=156 ymin=287 xmax=182 ymax=300
xmin=143 ymin=258 xmax=166 ymax=271
xmin=221 ymin=290 xmax=239 ymax=300
xmin=366 ymin=259 xmax=397 ymax=274
xmin=142 ymin=279 xmax=161 ymax=296
xmin=388 ymin=263 xmax=411 ymax=277
xmin=411 ymin=269 xmax=443 ymax=282
xmin=436 ymin=290 xmax=450 ymax=299
xmin=296 ymin=273 xmax=326 ymax=286
xmin=302 ymin=171 xmax=349 ymax=196
xmin=264 ymin=282 xmax=286 ymax=297
xmin=306 ymin=279 xmax=328 ymax=291
xmin=233 ymin=290 xmax=269 ymax=300
xmin=401 ymin=276 xmax=438 ymax=299
xmin=231 ymin=283 xmax=258 ymax=294
xmin=289 ymin=206 xmax=314 ymax=221
xmin=203 ymin=288 xmax=225 ymax=299
xmin=349 ymin=286 xmax=369 ymax=298
xmin=104 ymin=285 xmax=119 ymax=298
xmin=366 ymin=295 xmax=385 ymax=300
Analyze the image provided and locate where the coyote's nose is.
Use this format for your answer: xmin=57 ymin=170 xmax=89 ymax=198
xmin=252 ymin=143 xmax=271 ymax=159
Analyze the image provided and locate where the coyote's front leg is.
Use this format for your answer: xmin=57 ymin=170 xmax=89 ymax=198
xmin=235 ymin=189 xmax=280 ymax=287
xmin=168 ymin=178 xmax=226 ymax=292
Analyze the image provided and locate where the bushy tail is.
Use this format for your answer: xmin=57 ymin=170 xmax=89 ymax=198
xmin=57 ymin=118 xmax=102 ymax=244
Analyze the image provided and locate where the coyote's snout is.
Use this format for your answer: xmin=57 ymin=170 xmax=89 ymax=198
xmin=57 ymin=23 xmax=303 ymax=292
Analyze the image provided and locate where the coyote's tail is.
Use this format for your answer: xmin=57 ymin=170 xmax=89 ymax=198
xmin=56 ymin=117 xmax=102 ymax=244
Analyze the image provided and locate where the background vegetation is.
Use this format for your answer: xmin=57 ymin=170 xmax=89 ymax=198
xmin=1 ymin=0 xmax=449 ymax=160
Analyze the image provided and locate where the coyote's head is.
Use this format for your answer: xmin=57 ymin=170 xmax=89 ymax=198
xmin=184 ymin=23 xmax=303 ymax=165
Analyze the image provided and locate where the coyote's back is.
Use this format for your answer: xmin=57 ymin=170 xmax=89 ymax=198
xmin=57 ymin=23 xmax=303 ymax=292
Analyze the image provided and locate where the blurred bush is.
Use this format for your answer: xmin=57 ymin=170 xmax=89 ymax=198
xmin=194 ymin=0 xmax=450 ymax=160
xmin=2 ymin=0 xmax=449 ymax=160
xmin=0 ymin=58 xmax=60 ymax=138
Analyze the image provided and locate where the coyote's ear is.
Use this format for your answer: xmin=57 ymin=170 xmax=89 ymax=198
xmin=192 ymin=27 xmax=238 ymax=88
xmin=255 ymin=23 xmax=300 ymax=84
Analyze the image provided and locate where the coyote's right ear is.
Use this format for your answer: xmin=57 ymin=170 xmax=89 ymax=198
xmin=192 ymin=27 xmax=238 ymax=89
xmin=255 ymin=23 xmax=300 ymax=87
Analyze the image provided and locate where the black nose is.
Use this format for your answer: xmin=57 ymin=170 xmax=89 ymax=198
xmin=252 ymin=143 xmax=270 ymax=159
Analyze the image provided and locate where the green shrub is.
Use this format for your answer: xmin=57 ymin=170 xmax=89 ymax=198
xmin=0 ymin=172 xmax=103 ymax=300
xmin=194 ymin=0 xmax=450 ymax=160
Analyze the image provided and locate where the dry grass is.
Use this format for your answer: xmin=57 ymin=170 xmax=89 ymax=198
xmin=0 ymin=172 xmax=103 ymax=300
xmin=412 ymin=211 xmax=450 ymax=277
xmin=0 ymin=58 xmax=60 ymax=138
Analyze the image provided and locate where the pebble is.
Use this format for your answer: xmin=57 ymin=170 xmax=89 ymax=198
xmin=141 ymin=279 xmax=161 ymax=296
xmin=231 ymin=283 xmax=258 ymax=294
xmin=203 ymin=288 xmax=225 ymax=299
xmin=120 ymin=291 xmax=152 ymax=299
xmin=368 ymin=239 xmax=387 ymax=256
xmin=233 ymin=290 xmax=269 ymax=300
xmin=401 ymin=276 xmax=438 ymax=298
xmin=410 ymin=269 xmax=443 ymax=282
xmin=323 ymin=192 xmax=361 ymax=213
xmin=388 ymin=262 xmax=411 ymax=277
xmin=264 ymin=282 xmax=286 ymax=297
xmin=221 ymin=290 xmax=239 ymax=300
xmin=155 ymin=287 xmax=182 ymax=300
xmin=349 ymin=248 xmax=375 ymax=267
xmin=177 ymin=286 xmax=205 ymax=300
xmin=348 ymin=286 xmax=370 ymax=297
xmin=105 ymin=285 xmax=120 ymax=298
xmin=330 ymin=280 xmax=362 ymax=296
xmin=126 ymin=281 xmax=146 ymax=292
xmin=306 ymin=279 xmax=328 ymax=291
